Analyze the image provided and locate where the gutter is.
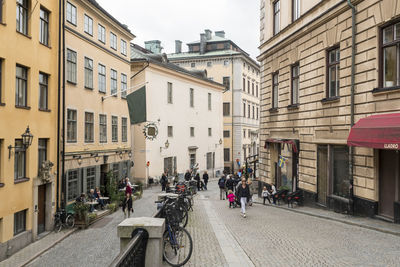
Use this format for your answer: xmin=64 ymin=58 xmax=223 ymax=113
xmin=347 ymin=0 xmax=356 ymax=214
xmin=61 ymin=0 xmax=66 ymax=209
xmin=56 ymin=0 xmax=62 ymax=211
xmin=231 ymin=56 xmax=234 ymax=172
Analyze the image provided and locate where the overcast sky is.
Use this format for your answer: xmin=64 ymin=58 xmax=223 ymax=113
xmin=96 ymin=0 xmax=260 ymax=60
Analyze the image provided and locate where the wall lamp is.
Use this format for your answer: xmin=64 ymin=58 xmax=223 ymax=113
xmin=160 ymin=139 xmax=170 ymax=152
xmin=8 ymin=126 xmax=34 ymax=159
xmin=91 ymin=153 xmax=100 ymax=162
xmin=128 ymin=151 xmax=132 ymax=158
xmin=73 ymin=155 xmax=82 ymax=165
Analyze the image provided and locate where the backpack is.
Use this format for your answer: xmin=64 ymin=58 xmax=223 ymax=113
xmin=218 ymin=177 xmax=226 ymax=188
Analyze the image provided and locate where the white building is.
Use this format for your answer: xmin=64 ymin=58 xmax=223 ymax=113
xmin=130 ymin=45 xmax=225 ymax=183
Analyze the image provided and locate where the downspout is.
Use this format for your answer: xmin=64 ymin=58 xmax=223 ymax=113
xmin=61 ymin=0 xmax=66 ymax=209
xmin=56 ymin=0 xmax=62 ymax=211
xmin=347 ymin=0 xmax=356 ymax=214
xmin=231 ymin=56 xmax=234 ymax=173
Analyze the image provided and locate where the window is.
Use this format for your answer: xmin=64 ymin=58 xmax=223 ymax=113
xmin=84 ymin=57 xmax=93 ymax=89
xmin=273 ymin=0 xmax=280 ymax=35
xmin=67 ymin=169 xmax=78 ymax=201
xmin=189 ymin=88 xmax=194 ymax=107
xmin=39 ymin=8 xmax=49 ymax=46
xmin=256 ymin=107 xmax=259 ymax=120
xmin=39 ymin=72 xmax=48 ymax=110
xmin=223 ymin=130 xmax=230 ymax=138
xmin=14 ymin=210 xmax=26 ymax=236
xmin=0 ymin=59 xmax=3 ymax=103
xmin=247 ymin=104 xmax=250 ymax=118
xmin=292 ymin=0 xmax=300 ymax=21
xmin=15 ymin=65 xmax=28 ymax=107
xmin=382 ymin=22 xmax=400 ymax=87
xmin=98 ymin=24 xmax=106 ymax=43
xmin=243 ymin=78 xmax=245 ymax=91
xmin=168 ymin=126 xmax=173 ymax=137
xmin=122 ymin=117 xmax=127 ymax=142
xmin=252 ymin=105 xmax=255 ymax=119
xmin=252 ymin=83 xmax=254 ymax=95
xmin=121 ymin=73 xmax=127 ymax=98
xmin=112 ymin=116 xmax=118 ymax=142
xmin=243 ymin=102 xmax=246 ymax=117
xmin=208 ymin=128 xmax=212 ymax=137
xmin=84 ymin=112 xmax=94 ymax=143
xmin=121 ymin=39 xmax=127 ymax=56
xmin=84 ymin=15 xmax=93 ymax=36
xmin=272 ymin=72 xmax=279 ymax=108
xmin=206 ymin=152 xmax=213 ymax=169
xmin=167 ymin=82 xmax=173 ymax=103
xmin=223 ymin=77 xmax=230 ymax=90
xmin=14 ymin=139 xmax=26 ymax=180
xmin=66 ymin=49 xmax=77 ymax=83
xmin=327 ymin=47 xmax=340 ymax=98
xmin=291 ymin=63 xmax=299 ymax=105
xmin=16 ymin=0 xmax=28 ymax=35
xmin=256 ymin=84 xmax=259 ymax=97
xmin=110 ymin=32 xmax=117 ymax=50
xmin=99 ymin=114 xmax=107 ymax=143
xmin=189 ymin=153 xmax=196 ymax=169
xmin=332 ymin=146 xmax=349 ymax=198
xmin=66 ymin=2 xmax=77 ymax=25
xmin=0 ymin=0 xmax=3 ymax=23
xmin=208 ymin=93 xmax=212 ymax=110
xmin=224 ymin=148 xmax=230 ymax=162
xmin=112 ymin=163 xmax=119 ymax=179
xmin=224 ymin=60 xmax=229 ymax=66
xmin=191 ymin=63 xmax=195 ymax=68
xmin=190 ymin=127 xmax=194 ymax=137
xmin=248 ymin=129 xmax=251 ymax=137
xmin=98 ymin=64 xmax=106 ymax=93
xmin=223 ymin=102 xmax=230 ymax=116
xmin=207 ymin=62 xmax=212 ymax=67
xmin=67 ymin=109 xmax=77 ymax=142
xmin=243 ymin=130 xmax=246 ymax=138
xmin=111 ymin=69 xmax=117 ymax=96
xmin=247 ymin=80 xmax=250 ymax=93
xmin=38 ymin=139 xmax=47 ymax=174
xmin=86 ymin=167 xmax=96 ymax=193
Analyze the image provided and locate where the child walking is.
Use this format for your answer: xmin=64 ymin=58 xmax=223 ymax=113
xmin=227 ymin=190 xmax=236 ymax=208
xmin=262 ymin=186 xmax=271 ymax=204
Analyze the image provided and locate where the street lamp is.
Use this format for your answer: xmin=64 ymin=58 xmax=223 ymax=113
xmin=160 ymin=139 xmax=170 ymax=152
xmin=8 ymin=126 xmax=34 ymax=158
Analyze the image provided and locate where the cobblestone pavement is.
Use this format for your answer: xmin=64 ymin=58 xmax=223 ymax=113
xmin=26 ymin=186 xmax=159 ymax=267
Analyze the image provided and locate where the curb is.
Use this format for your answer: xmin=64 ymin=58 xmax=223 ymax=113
xmin=20 ymin=228 xmax=78 ymax=267
xmin=253 ymin=200 xmax=400 ymax=237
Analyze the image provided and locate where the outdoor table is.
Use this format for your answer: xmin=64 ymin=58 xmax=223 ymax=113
xmin=99 ymin=196 xmax=109 ymax=204
xmin=85 ymin=201 xmax=98 ymax=205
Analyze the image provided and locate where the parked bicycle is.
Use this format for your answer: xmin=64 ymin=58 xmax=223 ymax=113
xmin=53 ymin=209 xmax=75 ymax=232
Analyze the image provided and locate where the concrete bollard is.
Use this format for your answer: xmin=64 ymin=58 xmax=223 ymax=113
xmin=117 ymin=217 xmax=165 ymax=266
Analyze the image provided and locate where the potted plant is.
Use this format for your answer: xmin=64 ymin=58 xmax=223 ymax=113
xmin=74 ymin=202 xmax=88 ymax=222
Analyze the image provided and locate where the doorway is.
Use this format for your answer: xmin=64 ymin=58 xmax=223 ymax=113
xmin=317 ymin=145 xmax=328 ymax=206
xmin=38 ymin=184 xmax=46 ymax=234
xmin=379 ymin=150 xmax=398 ymax=219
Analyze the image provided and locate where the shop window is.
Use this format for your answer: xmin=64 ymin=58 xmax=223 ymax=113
xmin=112 ymin=163 xmax=119 ymax=180
xmin=332 ymin=146 xmax=350 ymax=198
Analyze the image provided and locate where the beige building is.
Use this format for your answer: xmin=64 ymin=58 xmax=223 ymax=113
xmin=63 ymin=0 xmax=134 ymax=205
xmin=259 ymin=0 xmax=400 ymax=222
xmin=168 ymin=30 xmax=261 ymax=174
xmin=0 ymin=0 xmax=60 ymax=260
xmin=130 ymin=45 xmax=225 ymax=182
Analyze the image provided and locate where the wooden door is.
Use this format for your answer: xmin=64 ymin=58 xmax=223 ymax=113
xmin=317 ymin=145 xmax=328 ymax=206
xmin=38 ymin=185 xmax=46 ymax=234
xmin=379 ymin=150 xmax=396 ymax=219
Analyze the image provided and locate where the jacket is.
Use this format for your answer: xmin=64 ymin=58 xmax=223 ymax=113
xmin=184 ymin=172 xmax=191 ymax=181
xmin=226 ymin=178 xmax=234 ymax=190
xmin=227 ymin=193 xmax=236 ymax=202
xmin=237 ymin=184 xmax=250 ymax=198
xmin=218 ymin=177 xmax=226 ymax=189
xmin=202 ymin=173 xmax=209 ymax=182
xmin=122 ymin=196 xmax=133 ymax=210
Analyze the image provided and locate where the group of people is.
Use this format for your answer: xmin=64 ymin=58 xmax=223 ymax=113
xmin=159 ymin=169 xmax=210 ymax=192
xmin=261 ymin=183 xmax=277 ymax=205
xmin=75 ymin=187 xmax=105 ymax=213
xmin=119 ymin=177 xmax=134 ymax=218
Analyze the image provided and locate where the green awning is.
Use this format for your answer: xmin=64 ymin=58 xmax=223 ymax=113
xmin=127 ymin=86 xmax=146 ymax=124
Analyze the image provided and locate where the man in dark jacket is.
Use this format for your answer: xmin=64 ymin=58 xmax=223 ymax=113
xmin=202 ymin=171 xmax=209 ymax=190
xmin=218 ymin=175 xmax=227 ymax=200
xmin=160 ymin=171 xmax=168 ymax=191
xmin=226 ymin=175 xmax=234 ymax=192
xmin=184 ymin=170 xmax=191 ymax=181
xmin=237 ymin=178 xmax=251 ymax=217
xmin=194 ymin=173 xmax=201 ymax=191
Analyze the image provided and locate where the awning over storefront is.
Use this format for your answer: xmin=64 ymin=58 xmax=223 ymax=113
xmin=264 ymin=139 xmax=298 ymax=153
xmin=347 ymin=113 xmax=400 ymax=150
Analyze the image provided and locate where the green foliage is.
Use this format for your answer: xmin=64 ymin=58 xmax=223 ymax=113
xmin=106 ymin=171 xmax=120 ymax=203
xmin=87 ymin=213 xmax=97 ymax=221
xmin=74 ymin=203 xmax=88 ymax=220
xmin=107 ymin=203 xmax=117 ymax=212
xmin=278 ymin=185 xmax=290 ymax=191
xmin=134 ymin=181 xmax=143 ymax=194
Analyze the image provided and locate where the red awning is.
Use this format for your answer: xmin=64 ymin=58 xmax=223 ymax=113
xmin=264 ymin=139 xmax=298 ymax=153
xmin=347 ymin=113 xmax=400 ymax=150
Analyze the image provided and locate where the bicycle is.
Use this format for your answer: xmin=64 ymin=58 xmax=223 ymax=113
xmin=54 ymin=209 xmax=75 ymax=232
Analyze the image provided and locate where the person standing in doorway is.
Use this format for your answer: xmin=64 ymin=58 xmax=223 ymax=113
xmin=202 ymin=171 xmax=209 ymax=190
xmin=237 ymin=178 xmax=250 ymax=218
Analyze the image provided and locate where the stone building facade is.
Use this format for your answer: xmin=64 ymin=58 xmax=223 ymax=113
xmin=258 ymin=0 xmax=400 ymax=222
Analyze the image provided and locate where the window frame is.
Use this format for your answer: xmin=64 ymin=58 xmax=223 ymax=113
xmin=110 ymin=69 xmax=117 ymax=96
xmin=326 ymin=46 xmax=340 ymax=98
xmin=98 ymin=24 xmax=106 ymax=43
xmin=15 ymin=65 xmax=28 ymax=107
xmin=84 ymin=14 xmax=93 ymax=36
xmin=84 ymin=112 xmax=94 ymax=143
xmin=272 ymin=72 xmax=279 ymax=109
xmin=208 ymin=93 xmax=211 ymax=110
xmin=121 ymin=73 xmax=127 ymax=98
xmin=16 ymin=0 xmax=29 ymax=35
xmin=39 ymin=72 xmax=48 ymax=110
xmin=167 ymin=82 xmax=173 ymax=104
xmin=291 ymin=63 xmax=300 ymax=105
xmin=67 ymin=109 xmax=77 ymax=143
xmin=66 ymin=1 xmax=77 ymax=26
xmin=223 ymin=130 xmax=230 ymax=138
xmin=168 ymin=126 xmax=173 ymax=137
xmin=66 ymin=49 xmax=77 ymax=84
xmin=190 ymin=127 xmax=195 ymax=137
xmin=379 ymin=21 xmax=400 ymax=89
xmin=273 ymin=0 xmax=280 ymax=35
xmin=84 ymin=57 xmax=93 ymax=89
xmin=39 ymin=7 xmax=49 ymax=46
xmin=122 ymin=117 xmax=127 ymax=142
xmin=189 ymin=88 xmax=194 ymax=107
xmin=38 ymin=138 xmax=47 ymax=174
xmin=14 ymin=209 xmax=26 ymax=236
xmin=98 ymin=63 xmax=106 ymax=93
xmin=110 ymin=32 xmax=117 ymax=50
xmin=112 ymin=116 xmax=118 ymax=142
xmin=14 ymin=139 xmax=26 ymax=180
xmin=223 ymin=102 xmax=230 ymax=116
xmin=121 ymin=39 xmax=127 ymax=56
xmin=67 ymin=169 xmax=79 ymax=202
xmin=223 ymin=77 xmax=230 ymax=91
xmin=99 ymin=114 xmax=107 ymax=143
xmin=292 ymin=0 xmax=300 ymax=22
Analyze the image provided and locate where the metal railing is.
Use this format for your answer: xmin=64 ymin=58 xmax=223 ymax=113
xmin=109 ymin=228 xmax=149 ymax=267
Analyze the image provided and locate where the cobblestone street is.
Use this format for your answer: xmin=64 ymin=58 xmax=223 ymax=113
xmin=18 ymin=180 xmax=400 ymax=267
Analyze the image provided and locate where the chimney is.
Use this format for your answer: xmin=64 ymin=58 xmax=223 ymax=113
xmin=205 ymin=29 xmax=212 ymax=40
xmin=144 ymin=40 xmax=163 ymax=54
xmin=215 ymin=30 xmax=225 ymax=38
xmin=200 ymin=33 xmax=206 ymax=55
xmin=175 ymin=40 xmax=182 ymax=54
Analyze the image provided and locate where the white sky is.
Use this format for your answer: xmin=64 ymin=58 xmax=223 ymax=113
xmin=95 ymin=0 xmax=260 ymax=60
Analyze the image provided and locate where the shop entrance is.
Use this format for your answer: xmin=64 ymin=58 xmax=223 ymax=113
xmin=317 ymin=145 xmax=328 ymax=206
xmin=379 ymin=150 xmax=398 ymax=219
xmin=37 ymin=184 xmax=46 ymax=234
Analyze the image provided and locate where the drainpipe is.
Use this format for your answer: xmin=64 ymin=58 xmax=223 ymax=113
xmin=231 ymin=56 xmax=234 ymax=173
xmin=347 ymin=0 xmax=356 ymax=214
xmin=56 ymin=0 xmax=62 ymax=211
xmin=61 ymin=0 xmax=66 ymax=209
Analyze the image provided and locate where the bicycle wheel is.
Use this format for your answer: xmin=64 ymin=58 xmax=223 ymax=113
xmin=179 ymin=210 xmax=188 ymax=228
xmin=65 ymin=214 xmax=75 ymax=228
xmin=54 ymin=218 xmax=62 ymax=232
xmin=163 ymin=227 xmax=193 ymax=267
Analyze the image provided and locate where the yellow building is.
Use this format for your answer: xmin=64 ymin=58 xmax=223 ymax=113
xmin=0 ymin=0 xmax=60 ymax=260
xmin=63 ymin=0 xmax=134 ymax=206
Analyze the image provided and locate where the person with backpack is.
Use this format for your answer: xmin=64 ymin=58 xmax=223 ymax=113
xmin=226 ymin=175 xmax=234 ymax=192
xmin=218 ymin=175 xmax=227 ymax=200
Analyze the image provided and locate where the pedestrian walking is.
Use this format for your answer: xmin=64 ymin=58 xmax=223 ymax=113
xmin=226 ymin=175 xmax=234 ymax=192
xmin=271 ymin=183 xmax=277 ymax=204
xmin=122 ymin=193 xmax=133 ymax=218
xmin=202 ymin=171 xmax=209 ymax=190
xmin=247 ymin=178 xmax=253 ymax=206
xmin=184 ymin=170 xmax=191 ymax=181
xmin=237 ymin=178 xmax=250 ymax=218
xmin=218 ymin=175 xmax=227 ymax=200
xmin=160 ymin=170 xmax=168 ymax=191
xmin=262 ymin=186 xmax=271 ymax=204
xmin=227 ymin=190 xmax=236 ymax=208
xmin=195 ymin=173 xmax=201 ymax=191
